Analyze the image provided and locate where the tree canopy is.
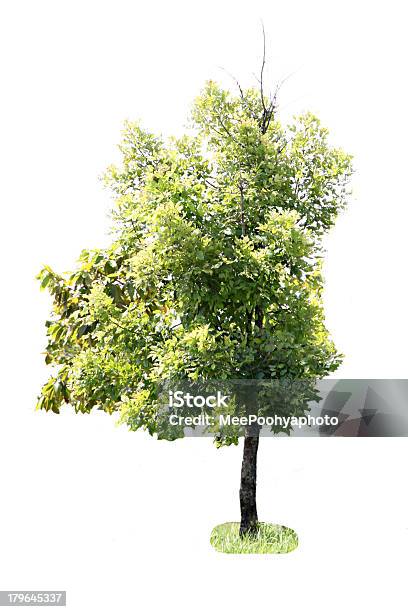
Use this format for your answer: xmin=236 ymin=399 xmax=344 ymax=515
xmin=37 ymin=80 xmax=352 ymax=445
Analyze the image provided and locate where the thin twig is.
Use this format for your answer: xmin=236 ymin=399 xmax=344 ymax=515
xmin=218 ymin=66 xmax=245 ymax=100
xmin=259 ymin=22 xmax=268 ymax=116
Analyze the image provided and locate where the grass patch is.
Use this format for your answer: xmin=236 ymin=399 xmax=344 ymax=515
xmin=210 ymin=522 xmax=298 ymax=554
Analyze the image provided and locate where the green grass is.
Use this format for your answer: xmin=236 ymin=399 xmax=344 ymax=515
xmin=210 ymin=522 xmax=298 ymax=554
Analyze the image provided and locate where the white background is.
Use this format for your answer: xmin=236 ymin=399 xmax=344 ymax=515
xmin=1 ymin=1 xmax=407 ymax=610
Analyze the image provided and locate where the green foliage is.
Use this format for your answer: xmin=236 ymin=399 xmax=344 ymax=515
xmin=37 ymin=81 xmax=352 ymax=442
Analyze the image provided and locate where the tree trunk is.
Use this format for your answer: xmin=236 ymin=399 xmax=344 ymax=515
xmin=239 ymin=425 xmax=260 ymax=537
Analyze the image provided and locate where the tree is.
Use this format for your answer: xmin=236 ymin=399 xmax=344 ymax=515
xmin=37 ymin=74 xmax=352 ymax=536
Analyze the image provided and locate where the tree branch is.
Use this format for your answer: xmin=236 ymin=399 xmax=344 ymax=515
xmin=259 ymin=22 xmax=268 ymax=117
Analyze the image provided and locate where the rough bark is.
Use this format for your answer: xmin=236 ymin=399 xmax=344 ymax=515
xmin=239 ymin=425 xmax=260 ymax=537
